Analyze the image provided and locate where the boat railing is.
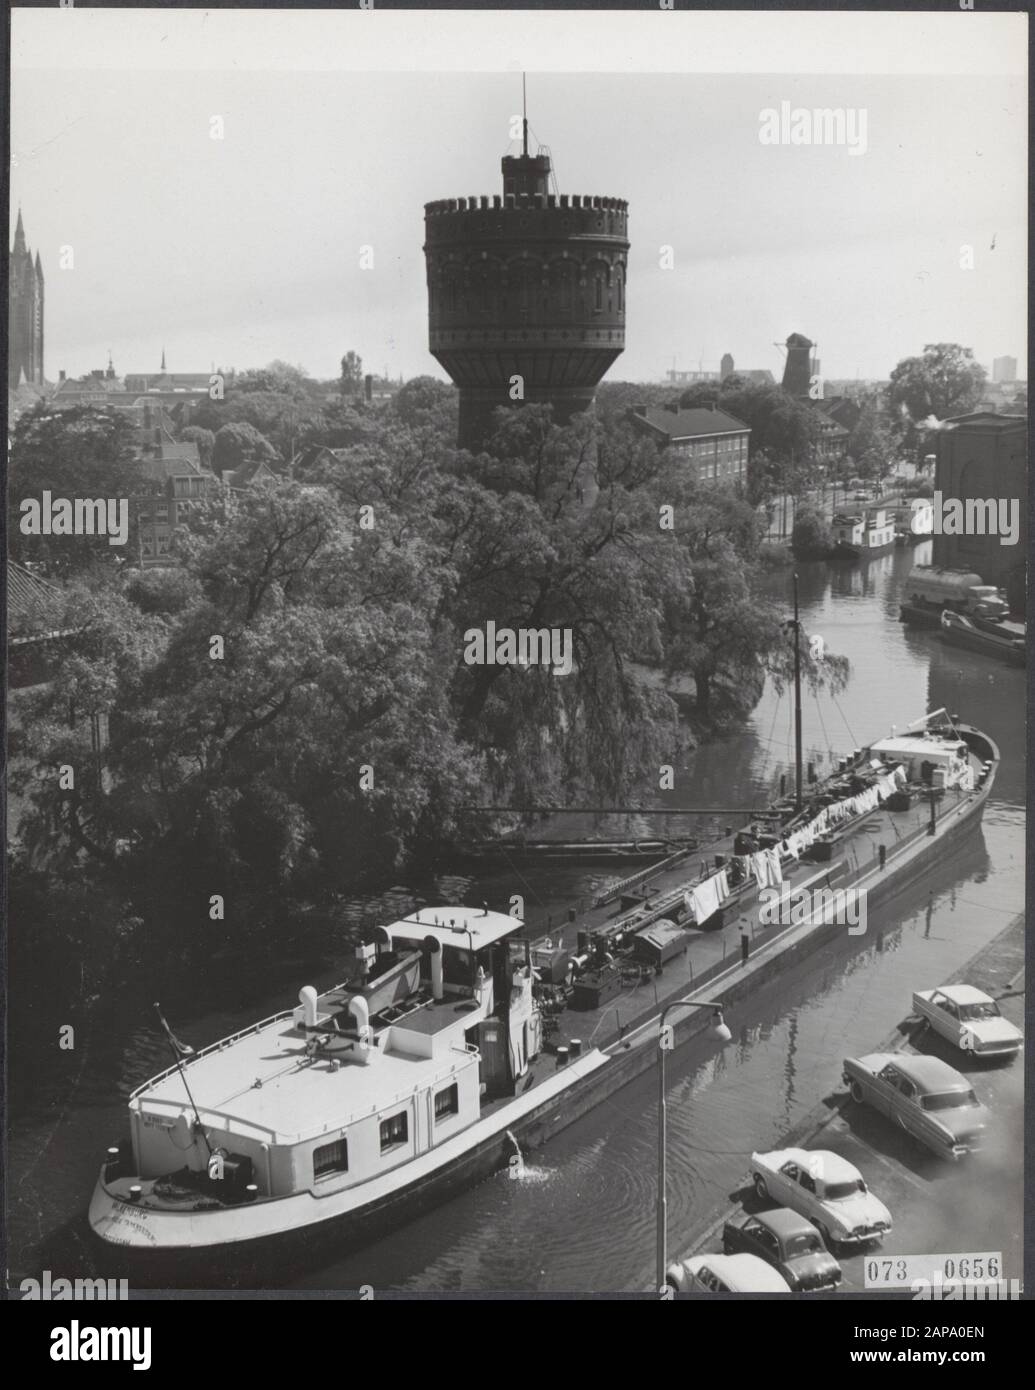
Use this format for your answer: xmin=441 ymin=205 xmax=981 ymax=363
xmin=131 ymin=1009 xmax=297 ymax=1098
xmin=593 ymin=844 xmax=697 ymax=909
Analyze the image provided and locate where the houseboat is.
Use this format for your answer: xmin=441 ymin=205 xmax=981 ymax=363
xmin=830 ymin=507 xmax=896 ymax=561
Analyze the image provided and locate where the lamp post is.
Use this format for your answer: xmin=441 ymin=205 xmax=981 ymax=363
xmin=657 ymin=997 xmax=733 ymax=1294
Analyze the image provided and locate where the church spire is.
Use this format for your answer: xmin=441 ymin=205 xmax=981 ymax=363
xmin=13 ymin=207 xmax=27 ymax=255
xmin=161 ymin=347 xmax=166 ymax=371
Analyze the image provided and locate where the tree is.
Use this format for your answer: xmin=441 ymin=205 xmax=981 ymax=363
xmin=791 ymin=507 xmax=834 ymax=560
xmin=846 ymin=403 xmax=895 ymax=485
xmin=212 ymin=422 xmax=280 ymax=476
xmin=887 ymin=343 xmax=987 ymax=441
xmin=340 ymin=351 xmax=363 ymax=398
xmin=8 ymin=403 xmax=142 ymax=573
xmin=391 ymin=375 xmax=456 ymax=431
xmin=180 ymin=426 xmax=215 ymax=468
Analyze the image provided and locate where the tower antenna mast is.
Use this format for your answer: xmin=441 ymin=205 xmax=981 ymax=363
xmin=522 ymin=72 xmax=528 ymax=156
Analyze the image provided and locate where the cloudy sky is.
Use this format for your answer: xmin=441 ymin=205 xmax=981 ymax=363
xmin=10 ymin=9 xmax=1026 ymax=385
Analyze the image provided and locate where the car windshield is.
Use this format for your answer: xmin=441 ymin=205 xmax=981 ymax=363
xmin=825 ymin=1180 xmax=865 ymax=1200
xmin=959 ymin=1002 xmax=1001 ymax=1021
xmin=784 ymin=1233 xmax=823 ymax=1257
xmin=922 ymin=1090 xmax=978 ymax=1111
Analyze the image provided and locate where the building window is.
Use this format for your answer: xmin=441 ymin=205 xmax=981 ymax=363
xmin=380 ymin=1111 xmax=409 ymax=1153
xmin=594 ymin=276 xmax=603 ymax=311
xmin=434 ymin=1083 xmax=459 ymax=1121
xmin=313 ymin=1137 xmax=349 ymax=1180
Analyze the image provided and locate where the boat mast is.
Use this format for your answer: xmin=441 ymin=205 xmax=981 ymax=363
xmin=793 ymin=571 xmax=803 ymax=812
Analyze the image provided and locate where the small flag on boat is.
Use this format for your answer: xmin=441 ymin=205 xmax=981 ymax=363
xmin=154 ymin=1003 xmax=195 ymax=1056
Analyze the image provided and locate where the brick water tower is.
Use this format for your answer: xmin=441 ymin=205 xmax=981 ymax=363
xmin=423 ymin=118 xmax=629 ymax=454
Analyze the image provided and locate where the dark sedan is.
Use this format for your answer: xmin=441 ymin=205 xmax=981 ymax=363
xmin=722 ymin=1208 xmax=842 ymax=1291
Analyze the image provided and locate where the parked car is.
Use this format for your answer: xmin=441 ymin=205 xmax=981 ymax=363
xmin=843 ymin=1052 xmax=989 ymax=1160
xmin=665 ymin=1252 xmax=791 ymax=1293
xmin=722 ymin=1208 xmax=842 ymax=1290
xmin=913 ymin=985 xmax=1023 ymax=1059
xmin=750 ymin=1147 xmax=892 ymax=1250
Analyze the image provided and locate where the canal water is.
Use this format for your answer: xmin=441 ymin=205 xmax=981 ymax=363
xmin=8 ymin=542 xmax=1026 ymax=1291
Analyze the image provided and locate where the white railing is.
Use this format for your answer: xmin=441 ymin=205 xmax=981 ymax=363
xmin=130 ymin=1009 xmax=296 ymax=1099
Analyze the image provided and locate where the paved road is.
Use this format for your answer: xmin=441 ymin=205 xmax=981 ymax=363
xmin=686 ymin=916 xmax=1024 ymax=1293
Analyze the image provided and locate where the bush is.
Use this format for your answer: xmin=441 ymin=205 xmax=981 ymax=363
xmin=791 ymin=508 xmax=834 ymax=560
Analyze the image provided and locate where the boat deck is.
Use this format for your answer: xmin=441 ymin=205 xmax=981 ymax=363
xmin=139 ymin=1014 xmax=470 ymax=1144
xmin=486 ymin=746 xmax=994 ymax=1105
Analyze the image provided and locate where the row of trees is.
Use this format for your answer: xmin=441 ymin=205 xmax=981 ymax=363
xmin=10 ymin=400 xmax=847 ymax=980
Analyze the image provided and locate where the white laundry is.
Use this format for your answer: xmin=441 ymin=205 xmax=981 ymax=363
xmin=687 ymin=868 xmax=729 ymax=924
xmin=765 ymin=847 xmax=783 ymax=885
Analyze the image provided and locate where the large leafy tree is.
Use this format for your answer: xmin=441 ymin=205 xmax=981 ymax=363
xmin=887 ymin=344 xmax=987 ymax=450
xmin=211 ymin=421 xmax=281 ymax=475
xmin=8 ymin=403 xmax=141 ymax=572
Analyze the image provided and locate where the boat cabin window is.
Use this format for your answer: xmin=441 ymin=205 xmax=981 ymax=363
xmin=434 ymin=1083 xmax=459 ymax=1121
xmin=380 ymin=1111 xmax=409 ymax=1153
xmin=313 ymin=1138 xmax=349 ymax=1180
xmin=443 ymin=947 xmax=473 ymax=986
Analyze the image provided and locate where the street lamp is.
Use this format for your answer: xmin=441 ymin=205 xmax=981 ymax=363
xmin=657 ymin=997 xmax=732 ymax=1294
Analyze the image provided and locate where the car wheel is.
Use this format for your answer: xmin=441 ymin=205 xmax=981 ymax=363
xmin=753 ymin=1174 xmax=768 ymax=1200
xmin=815 ymin=1221 xmax=837 ymax=1253
xmin=850 ymin=1080 xmax=865 ymax=1104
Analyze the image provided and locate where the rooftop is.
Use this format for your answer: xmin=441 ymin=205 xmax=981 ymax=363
xmin=870 ymin=1053 xmax=971 ymax=1090
xmin=931 ymin=984 xmax=995 ymax=1005
xmin=385 ymin=905 xmax=522 ymax=951
xmin=630 ymin=405 xmax=751 ymax=440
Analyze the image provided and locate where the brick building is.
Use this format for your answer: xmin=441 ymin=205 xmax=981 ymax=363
xmin=423 ymin=125 xmax=628 ymax=456
xmin=628 ymin=403 xmax=751 ymax=484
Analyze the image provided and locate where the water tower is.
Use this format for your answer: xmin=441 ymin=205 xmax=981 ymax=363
xmin=423 ymin=116 xmax=629 ymax=453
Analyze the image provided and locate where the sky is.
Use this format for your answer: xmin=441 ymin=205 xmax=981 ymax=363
xmin=10 ymin=9 xmax=1027 ymax=386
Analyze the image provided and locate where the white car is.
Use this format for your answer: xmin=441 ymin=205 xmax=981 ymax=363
xmin=750 ymin=1147 xmax=892 ymax=1251
xmin=666 ymin=1253 xmax=791 ymax=1293
xmin=913 ymin=985 xmax=1023 ymax=1059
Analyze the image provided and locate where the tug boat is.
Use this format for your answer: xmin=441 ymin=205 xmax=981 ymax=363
xmin=90 ymin=576 xmax=1001 ymax=1269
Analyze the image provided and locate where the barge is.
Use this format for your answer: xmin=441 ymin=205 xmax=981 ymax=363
xmin=89 ymin=574 xmax=1000 ymax=1273
xmin=90 ymin=708 xmax=999 ymax=1271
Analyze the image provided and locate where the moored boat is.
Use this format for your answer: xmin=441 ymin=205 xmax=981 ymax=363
xmin=89 ymin=573 xmax=1002 ymax=1271
xmin=90 ymin=706 xmax=1000 ymax=1268
xmin=830 ymin=507 xmax=896 ymax=561
xmin=939 ymin=609 xmax=1025 ymax=666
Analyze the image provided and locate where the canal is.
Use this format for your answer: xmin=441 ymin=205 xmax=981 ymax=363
xmin=8 ymin=542 xmax=1025 ymax=1291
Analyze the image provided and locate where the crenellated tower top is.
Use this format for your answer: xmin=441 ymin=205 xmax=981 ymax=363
xmin=423 ymin=124 xmax=629 ymax=460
